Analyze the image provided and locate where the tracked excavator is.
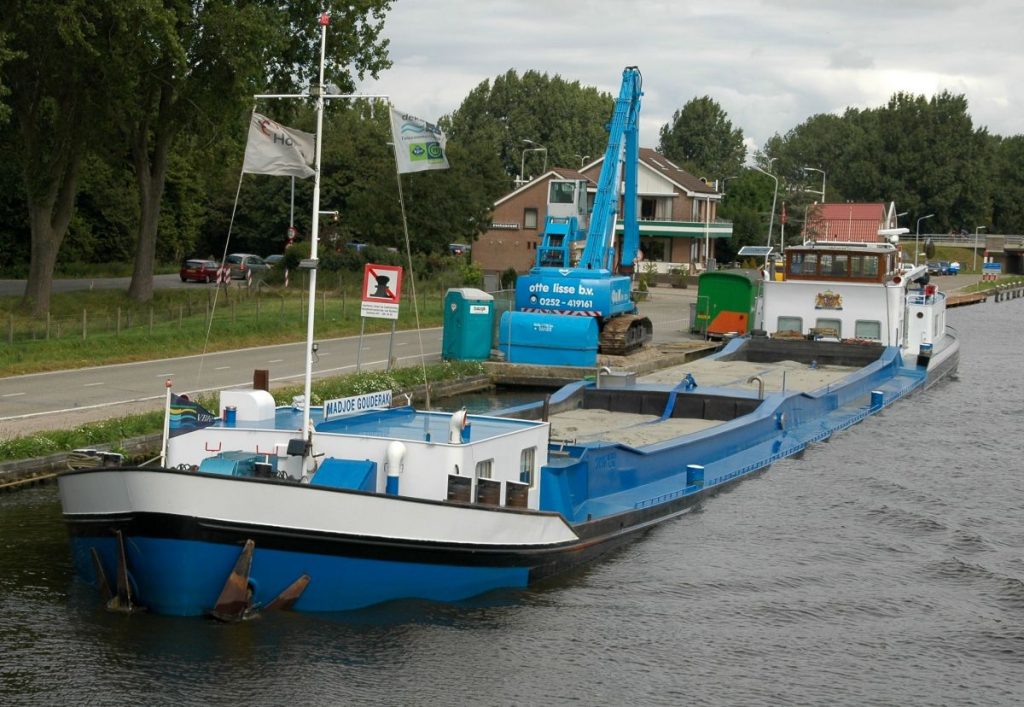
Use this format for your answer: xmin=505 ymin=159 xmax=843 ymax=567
xmin=499 ymin=66 xmax=652 ymax=365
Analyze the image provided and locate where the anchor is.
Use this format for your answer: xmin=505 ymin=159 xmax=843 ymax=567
xmin=208 ymin=539 xmax=311 ymax=622
xmin=91 ymin=533 xmax=309 ymax=620
xmin=90 ymin=530 xmax=145 ymax=613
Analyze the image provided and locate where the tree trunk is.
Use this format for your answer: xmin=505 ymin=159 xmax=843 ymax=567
xmin=127 ymin=160 xmax=166 ymax=303
xmin=127 ymin=107 xmax=173 ymax=304
xmin=21 ymin=146 xmax=82 ymax=317
xmin=23 ymin=207 xmax=64 ymax=315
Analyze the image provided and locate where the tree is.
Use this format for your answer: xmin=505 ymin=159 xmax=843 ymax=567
xmin=1 ymin=1 xmax=121 ymax=315
xmin=990 ymin=135 xmax=1024 ymax=233
xmin=717 ymin=170 xmax=778 ymax=260
xmin=0 ymin=32 xmax=14 ymax=124
xmin=658 ymin=96 xmax=746 ymax=181
xmin=444 ymin=69 xmax=614 ymax=186
xmin=112 ymin=1 xmax=393 ymax=303
xmin=765 ymin=91 xmax=993 ymax=234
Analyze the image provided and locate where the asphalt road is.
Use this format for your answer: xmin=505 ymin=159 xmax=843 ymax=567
xmin=0 ymin=273 xmax=202 ymax=297
xmin=0 ymin=326 xmax=444 ymax=438
xmin=0 ymin=284 xmax=698 ymax=438
xmin=0 ymin=272 xmax=980 ymax=438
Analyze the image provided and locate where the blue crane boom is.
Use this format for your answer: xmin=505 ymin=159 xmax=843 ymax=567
xmin=578 ymin=66 xmax=642 ymax=272
xmin=500 ymin=67 xmax=653 ymax=365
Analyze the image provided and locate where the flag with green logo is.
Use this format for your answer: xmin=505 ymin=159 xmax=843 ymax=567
xmin=389 ymin=107 xmax=449 ymax=174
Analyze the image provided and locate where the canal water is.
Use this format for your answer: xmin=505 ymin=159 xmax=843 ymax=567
xmin=2 ymin=299 xmax=1022 ymax=706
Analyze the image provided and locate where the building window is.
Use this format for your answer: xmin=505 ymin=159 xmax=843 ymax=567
xmin=641 ymin=198 xmax=657 ymax=220
xmin=855 ymin=320 xmax=881 ymax=340
xmin=640 ymin=239 xmax=664 ymax=261
xmin=520 ymin=447 xmax=536 ymax=487
xmin=476 ymin=459 xmax=493 ymax=479
xmin=777 ymin=316 xmax=802 ymax=334
xmin=524 ymin=208 xmax=538 ymax=230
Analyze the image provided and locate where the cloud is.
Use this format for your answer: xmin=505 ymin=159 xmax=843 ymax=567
xmin=357 ymin=0 xmax=1024 ymax=154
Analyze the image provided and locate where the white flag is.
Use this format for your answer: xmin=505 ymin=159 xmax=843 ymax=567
xmin=242 ymin=113 xmax=316 ymax=179
xmin=389 ymin=107 xmax=449 ymax=174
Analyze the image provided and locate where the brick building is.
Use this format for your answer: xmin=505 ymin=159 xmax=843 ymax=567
xmin=472 ymin=148 xmax=732 ymax=275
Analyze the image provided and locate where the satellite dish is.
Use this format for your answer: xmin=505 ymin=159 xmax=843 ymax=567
xmin=924 ymin=239 xmax=936 ymax=258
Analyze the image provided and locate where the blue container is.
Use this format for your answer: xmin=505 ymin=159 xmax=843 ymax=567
xmin=442 ymin=288 xmax=495 ymax=361
xmin=498 ymin=311 xmax=599 ymax=366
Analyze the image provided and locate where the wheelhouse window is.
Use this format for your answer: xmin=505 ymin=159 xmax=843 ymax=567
xmin=855 ymin=320 xmax=882 ymax=340
xmin=524 ymin=208 xmax=538 ymax=230
xmin=520 ymin=447 xmax=536 ymax=487
xmin=800 ymin=253 xmax=818 ymax=276
xmin=475 ymin=459 xmax=493 ymax=480
xmin=777 ymin=316 xmax=802 ymax=334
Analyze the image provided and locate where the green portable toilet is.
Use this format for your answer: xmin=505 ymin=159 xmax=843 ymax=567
xmin=442 ymin=288 xmax=495 ymax=360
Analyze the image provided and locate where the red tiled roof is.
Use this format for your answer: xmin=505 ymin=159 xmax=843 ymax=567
xmin=803 ymin=203 xmax=886 ymax=242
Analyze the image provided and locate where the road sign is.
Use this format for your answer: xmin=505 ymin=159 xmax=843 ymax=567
xmin=360 ymin=263 xmax=404 ymax=319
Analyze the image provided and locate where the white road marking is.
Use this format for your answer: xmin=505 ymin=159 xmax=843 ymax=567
xmin=83 ymin=382 xmax=105 ymax=387
xmin=2 ymin=392 xmax=26 ymax=398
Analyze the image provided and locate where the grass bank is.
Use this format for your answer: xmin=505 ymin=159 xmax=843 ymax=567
xmin=0 ymin=279 xmax=482 ymax=376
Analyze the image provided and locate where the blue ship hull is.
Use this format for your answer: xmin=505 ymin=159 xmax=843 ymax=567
xmin=59 ymin=336 xmax=956 ymax=617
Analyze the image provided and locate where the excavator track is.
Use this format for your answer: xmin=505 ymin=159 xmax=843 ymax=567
xmin=599 ymin=314 xmax=653 ymax=356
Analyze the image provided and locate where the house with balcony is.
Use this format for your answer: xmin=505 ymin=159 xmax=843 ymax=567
xmin=472 ymin=148 xmax=732 ymax=276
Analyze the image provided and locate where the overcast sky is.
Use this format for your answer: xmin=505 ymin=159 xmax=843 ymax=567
xmin=357 ymin=0 xmax=1022 ymax=161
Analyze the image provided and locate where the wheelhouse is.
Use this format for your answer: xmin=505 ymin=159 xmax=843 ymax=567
xmin=784 ymin=241 xmax=898 ymax=283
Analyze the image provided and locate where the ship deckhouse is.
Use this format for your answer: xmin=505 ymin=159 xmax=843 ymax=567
xmin=760 ymin=241 xmax=945 ymax=354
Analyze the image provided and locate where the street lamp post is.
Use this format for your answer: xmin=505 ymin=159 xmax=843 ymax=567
xmin=915 ymin=214 xmax=934 ymax=265
xmin=752 ymin=164 xmax=779 ymax=249
xmin=974 ymin=226 xmax=986 ymax=271
xmin=519 ymin=139 xmax=547 ymax=185
xmin=802 ymin=166 xmax=826 ymax=202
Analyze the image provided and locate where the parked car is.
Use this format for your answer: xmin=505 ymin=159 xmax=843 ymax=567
xmin=448 ymin=243 xmax=472 ymax=256
xmin=927 ymin=261 xmax=953 ymax=276
xmin=264 ymin=254 xmax=285 ymax=267
xmin=225 ymin=253 xmax=269 ymax=279
xmin=179 ymin=258 xmax=220 ymax=283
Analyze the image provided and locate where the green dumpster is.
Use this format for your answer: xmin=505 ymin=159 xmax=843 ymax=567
xmin=694 ymin=271 xmax=757 ymax=336
xmin=442 ymin=288 xmax=495 ymax=360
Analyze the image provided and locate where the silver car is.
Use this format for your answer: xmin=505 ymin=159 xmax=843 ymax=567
xmin=225 ymin=253 xmax=269 ymax=279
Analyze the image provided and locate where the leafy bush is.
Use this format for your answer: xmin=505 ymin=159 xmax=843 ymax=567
xmin=459 ymin=261 xmax=484 ymax=288
xmin=500 ymin=266 xmax=518 ymax=289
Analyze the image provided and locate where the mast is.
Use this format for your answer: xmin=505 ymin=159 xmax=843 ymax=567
xmin=301 ymin=12 xmax=330 ymax=458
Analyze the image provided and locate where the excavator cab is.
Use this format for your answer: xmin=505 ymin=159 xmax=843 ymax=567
xmin=534 ymin=180 xmax=589 ymax=269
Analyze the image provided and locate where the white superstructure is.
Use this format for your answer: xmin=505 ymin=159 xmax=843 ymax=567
xmin=759 ymin=241 xmax=946 ymax=356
